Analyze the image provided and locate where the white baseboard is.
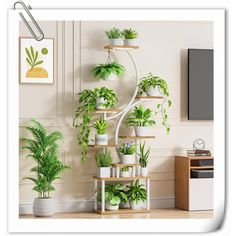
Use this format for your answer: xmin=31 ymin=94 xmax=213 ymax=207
xmin=19 ymin=197 xmax=175 ymax=215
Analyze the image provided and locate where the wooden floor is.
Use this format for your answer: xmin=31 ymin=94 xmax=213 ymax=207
xmin=20 ymin=208 xmax=213 ymax=219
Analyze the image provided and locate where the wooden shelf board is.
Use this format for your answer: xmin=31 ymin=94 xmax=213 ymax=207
xmin=104 ymin=45 xmax=139 ymax=50
xmin=135 ymin=96 xmax=163 ymax=100
xmin=119 ymin=136 xmax=156 ymax=140
xmin=190 ymin=166 xmax=214 ymax=170
xmin=96 ymin=208 xmax=149 ymax=215
xmin=93 ymin=176 xmax=149 ymax=181
xmin=94 ymin=108 xmax=122 ymax=114
xmin=88 ymin=144 xmax=118 ymax=148
xmin=112 ymin=163 xmax=140 ymax=167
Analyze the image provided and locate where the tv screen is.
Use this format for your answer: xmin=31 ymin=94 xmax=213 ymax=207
xmin=188 ymin=49 xmax=214 ymax=120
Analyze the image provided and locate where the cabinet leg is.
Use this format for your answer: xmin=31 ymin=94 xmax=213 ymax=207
xmin=101 ymin=180 xmax=105 ymax=212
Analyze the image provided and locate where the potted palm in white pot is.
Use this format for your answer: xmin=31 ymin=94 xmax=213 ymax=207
xmin=21 ymin=120 xmax=69 ymax=217
xmin=138 ymin=142 xmax=150 ymax=177
xmin=93 ymin=118 xmax=108 ymax=145
xmin=125 ymin=105 xmax=156 ymax=136
xmin=122 ymin=28 xmax=138 ymax=46
xmin=105 ymin=27 xmax=123 ymax=46
xmin=95 ymin=149 xmax=112 ymax=178
xmin=118 ymin=142 xmax=136 ymax=164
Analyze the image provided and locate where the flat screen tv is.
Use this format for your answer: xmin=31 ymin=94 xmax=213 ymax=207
xmin=188 ymin=49 xmax=214 ymax=120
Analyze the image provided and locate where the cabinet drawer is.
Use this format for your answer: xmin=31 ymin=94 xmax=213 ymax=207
xmin=189 ymin=178 xmax=213 ymax=210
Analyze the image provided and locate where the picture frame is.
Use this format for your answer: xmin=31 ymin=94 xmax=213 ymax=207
xmin=19 ymin=37 xmax=54 ymax=84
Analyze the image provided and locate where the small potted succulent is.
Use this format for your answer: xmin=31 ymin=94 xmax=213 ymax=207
xmin=92 ymin=61 xmax=125 ymax=81
xmin=138 ymin=142 xmax=150 ymax=177
xmin=120 ymin=166 xmax=131 ymax=177
xmin=125 ymin=105 xmax=156 ymax=136
xmin=21 ymin=120 xmax=69 ymax=217
xmin=122 ymin=28 xmax=138 ymax=46
xmin=127 ymin=180 xmax=147 ymax=210
xmin=105 ymin=27 xmax=123 ymax=46
xmin=95 ymin=87 xmax=117 ymax=110
xmin=93 ymin=118 xmax=108 ymax=145
xmin=118 ymin=142 xmax=136 ymax=164
xmin=95 ymin=149 xmax=112 ymax=178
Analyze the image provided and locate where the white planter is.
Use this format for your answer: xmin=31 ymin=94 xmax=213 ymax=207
xmin=141 ymin=167 xmax=148 ymax=177
xmin=95 ymin=134 xmax=108 ymax=145
xmin=124 ymin=39 xmax=137 ymax=46
xmin=96 ymin=97 xmax=107 ymax=109
xmin=134 ymin=126 xmax=149 ymax=136
xmin=105 ymin=73 xmax=118 ymax=81
xmin=109 ymin=38 xmax=123 ymax=46
xmin=120 ymin=171 xmax=131 ymax=178
xmin=120 ymin=201 xmax=130 ymax=209
xmin=121 ymin=154 xmax=136 ymax=164
xmin=97 ymin=167 xmax=111 ymax=178
xmin=105 ymin=202 xmax=119 ymax=211
xmin=146 ymin=85 xmax=163 ymax=96
xmin=33 ymin=197 xmax=54 ymax=217
xmin=129 ymin=200 xmax=143 ymax=210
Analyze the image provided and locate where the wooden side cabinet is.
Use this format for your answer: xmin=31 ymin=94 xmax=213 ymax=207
xmin=175 ymin=156 xmax=213 ymax=211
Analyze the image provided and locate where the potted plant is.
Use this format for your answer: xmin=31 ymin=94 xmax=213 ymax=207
xmin=125 ymin=105 xmax=156 ymax=136
xmin=93 ymin=118 xmax=108 ymax=145
xmin=127 ymin=180 xmax=147 ymax=210
xmin=118 ymin=142 xmax=136 ymax=164
xmin=95 ymin=149 xmax=112 ymax=178
xmin=73 ymin=87 xmax=117 ymax=163
xmin=120 ymin=166 xmax=131 ymax=177
xmin=21 ymin=119 xmax=69 ymax=217
xmin=138 ymin=142 xmax=150 ymax=177
xmin=122 ymin=28 xmax=138 ymax=46
xmin=105 ymin=27 xmax=123 ymax=46
xmin=92 ymin=61 xmax=125 ymax=81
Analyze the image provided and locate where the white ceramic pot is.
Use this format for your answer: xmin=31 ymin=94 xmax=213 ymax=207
xmin=120 ymin=171 xmax=131 ymax=178
xmin=105 ymin=202 xmax=119 ymax=211
xmin=146 ymin=85 xmax=163 ymax=96
xmin=121 ymin=154 xmax=136 ymax=164
xmin=119 ymin=201 xmax=130 ymax=209
xmin=96 ymin=97 xmax=107 ymax=109
xmin=95 ymin=134 xmax=108 ymax=145
xmin=129 ymin=200 xmax=143 ymax=210
xmin=109 ymin=38 xmax=123 ymax=46
xmin=97 ymin=167 xmax=111 ymax=178
xmin=124 ymin=39 xmax=137 ymax=46
xmin=134 ymin=126 xmax=149 ymax=136
xmin=105 ymin=73 xmax=117 ymax=81
xmin=33 ymin=197 xmax=54 ymax=217
xmin=141 ymin=167 xmax=148 ymax=177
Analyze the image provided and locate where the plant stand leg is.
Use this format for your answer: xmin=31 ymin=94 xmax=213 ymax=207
xmin=94 ymin=179 xmax=98 ymax=211
xmin=146 ymin=178 xmax=150 ymax=210
xmin=132 ymin=166 xmax=135 ymax=177
xmin=101 ymin=180 xmax=105 ymax=213
xmin=116 ymin=166 xmax=120 ymax=178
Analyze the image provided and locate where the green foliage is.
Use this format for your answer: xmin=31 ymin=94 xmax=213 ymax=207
xmin=21 ymin=119 xmax=69 ymax=198
xmin=127 ymin=180 xmax=147 ymax=204
xmin=92 ymin=62 xmax=125 ymax=80
xmin=138 ymin=142 xmax=150 ymax=167
xmin=95 ymin=149 xmax=113 ymax=167
xmin=121 ymin=166 xmax=129 ymax=172
xmin=122 ymin=28 xmax=138 ymax=39
xmin=25 ymin=46 xmax=43 ymax=70
xmin=125 ymin=105 xmax=156 ymax=127
xmin=105 ymin=27 xmax=123 ymax=39
xmin=93 ymin=118 xmax=108 ymax=134
xmin=118 ymin=142 xmax=136 ymax=155
xmin=73 ymin=87 xmax=117 ymax=163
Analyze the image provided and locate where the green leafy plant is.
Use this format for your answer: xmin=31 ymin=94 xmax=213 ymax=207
xmin=21 ymin=119 xmax=69 ymax=198
xmin=92 ymin=62 xmax=125 ymax=81
xmin=122 ymin=28 xmax=138 ymax=39
xmin=138 ymin=73 xmax=172 ymax=134
xmin=73 ymin=87 xmax=117 ymax=163
xmin=93 ymin=118 xmax=108 ymax=134
xmin=118 ymin=142 xmax=136 ymax=155
xmin=25 ymin=46 xmax=43 ymax=70
xmin=95 ymin=149 xmax=113 ymax=167
xmin=138 ymin=142 xmax=150 ymax=167
xmin=121 ymin=166 xmax=129 ymax=172
xmin=125 ymin=105 xmax=156 ymax=127
xmin=105 ymin=27 xmax=123 ymax=39
xmin=127 ymin=180 xmax=147 ymax=204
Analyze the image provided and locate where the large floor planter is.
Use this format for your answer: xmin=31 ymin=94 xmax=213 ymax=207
xmin=121 ymin=154 xmax=136 ymax=164
xmin=96 ymin=97 xmax=108 ymax=109
xmin=105 ymin=202 xmax=119 ymax=211
xmin=33 ymin=197 xmax=54 ymax=217
xmin=123 ymin=39 xmax=137 ymax=46
xmin=146 ymin=85 xmax=163 ymax=96
xmin=95 ymin=134 xmax=108 ymax=145
xmin=109 ymin=38 xmax=123 ymax=46
xmin=129 ymin=200 xmax=143 ymax=210
xmin=134 ymin=126 xmax=149 ymax=136
xmin=97 ymin=167 xmax=111 ymax=178
xmin=141 ymin=167 xmax=148 ymax=177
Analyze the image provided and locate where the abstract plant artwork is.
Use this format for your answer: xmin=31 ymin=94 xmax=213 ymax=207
xmin=20 ymin=38 xmax=54 ymax=84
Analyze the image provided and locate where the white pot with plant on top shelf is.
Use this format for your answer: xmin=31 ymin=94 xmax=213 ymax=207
xmin=93 ymin=118 xmax=108 ymax=145
xmin=120 ymin=166 xmax=131 ymax=177
xmin=122 ymin=28 xmax=138 ymax=46
xmin=138 ymin=142 xmax=150 ymax=177
xmin=95 ymin=149 xmax=112 ymax=178
xmin=125 ymin=105 xmax=156 ymax=137
xmin=105 ymin=27 xmax=123 ymax=46
xmin=118 ymin=142 xmax=136 ymax=164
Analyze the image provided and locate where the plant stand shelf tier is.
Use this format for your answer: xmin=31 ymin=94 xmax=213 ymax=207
xmin=96 ymin=209 xmax=150 ymax=215
xmin=119 ymin=136 xmax=156 ymax=140
xmin=104 ymin=45 xmax=140 ymax=50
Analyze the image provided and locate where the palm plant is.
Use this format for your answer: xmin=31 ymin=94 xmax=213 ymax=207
xmin=93 ymin=118 xmax=108 ymax=135
xmin=138 ymin=142 xmax=150 ymax=167
xmin=25 ymin=46 xmax=43 ymax=70
xmin=21 ymin=119 xmax=69 ymax=198
xmin=122 ymin=28 xmax=138 ymax=39
xmin=127 ymin=180 xmax=147 ymax=204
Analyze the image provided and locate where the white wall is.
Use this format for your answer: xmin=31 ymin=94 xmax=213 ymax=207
xmin=19 ymin=20 xmax=213 ymax=214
